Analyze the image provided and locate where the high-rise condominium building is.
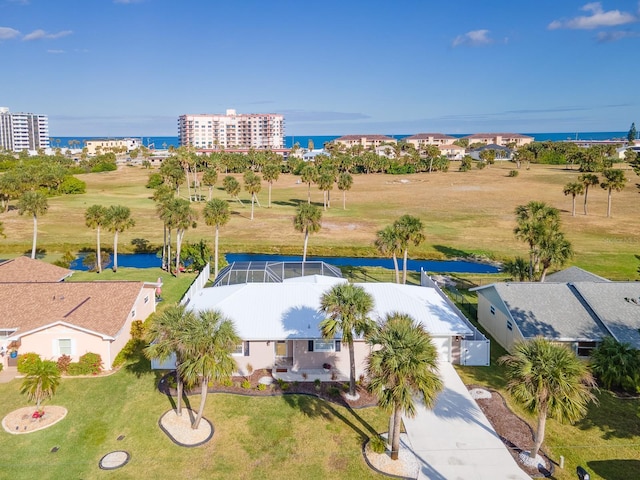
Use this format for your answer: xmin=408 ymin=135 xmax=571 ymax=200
xmin=178 ymin=109 xmax=284 ymax=150
xmin=0 ymin=107 xmax=50 ymax=152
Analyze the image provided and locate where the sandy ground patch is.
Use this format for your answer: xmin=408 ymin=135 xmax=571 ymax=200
xmin=2 ymin=405 xmax=67 ymax=434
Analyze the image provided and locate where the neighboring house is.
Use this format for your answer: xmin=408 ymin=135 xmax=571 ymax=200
xmin=438 ymin=144 xmax=466 ymax=160
xmin=404 ymin=133 xmax=457 ymax=148
xmin=332 ymin=135 xmax=397 ymax=149
xmin=616 ymin=144 xmax=640 ymax=159
xmin=463 ymin=133 xmax=533 ymax=148
xmin=469 ymin=144 xmax=513 ymax=161
xmin=472 ymin=268 xmax=640 ymax=356
xmin=0 ymin=256 xmax=73 ymax=283
xmin=157 ymin=262 xmax=479 ymax=376
xmin=0 ymin=257 xmax=159 ymax=371
xmin=544 ymin=266 xmax=610 ymax=283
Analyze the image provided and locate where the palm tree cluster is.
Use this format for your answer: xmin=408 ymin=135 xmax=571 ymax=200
xmin=514 ymin=201 xmax=573 ymax=282
xmin=84 ymin=204 xmax=135 ymax=272
xmin=374 ymin=215 xmax=425 ymax=284
xmin=563 ymin=170 xmax=627 ymax=218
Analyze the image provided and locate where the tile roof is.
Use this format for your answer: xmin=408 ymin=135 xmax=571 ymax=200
xmin=487 ymin=283 xmax=605 ymax=341
xmin=0 ymin=257 xmax=73 ymax=283
xmin=0 ymin=282 xmax=148 ymax=338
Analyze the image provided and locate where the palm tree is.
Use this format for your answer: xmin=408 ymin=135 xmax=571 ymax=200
xmin=578 ymin=173 xmax=599 ymax=215
xmin=337 ymin=172 xmax=353 ymax=210
xmin=106 ymin=205 xmax=135 ymax=272
xmin=503 ymin=256 xmax=529 ymax=281
xmin=317 ymin=172 xmax=334 ymax=210
xmin=243 ymin=171 xmax=262 ymax=220
xmin=538 ymin=231 xmax=573 ymax=282
xmin=319 ymin=284 xmax=374 ymax=398
xmin=179 ymin=309 xmax=240 ymax=429
xmin=499 ymin=338 xmax=596 ymax=460
xmin=393 ymin=215 xmax=425 ymax=284
xmin=84 ymin=205 xmax=108 ymax=273
xmin=222 ymin=176 xmax=243 ymax=205
xmin=18 ymin=191 xmax=48 ymax=259
xmin=374 ymin=226 xmax=401 ymax=283
xmin=600 ymin=169 xmax=626 ymax=218
xmin=514 ymin=201 xmax=560 ymax=281
xmin=562 ymin=182 xmax=584 ymax=217
xmin=590 ymin=337 xmax=640 ymax=392
xmin=165 ymin=198 xmax=197 ymax=276
xmin=262 ymin=163 xmax=280 ymax=208
xmin=153 ymin=185 xmax=175 ymax=271
xmin=145 ymin=304 xmax=194 ymax=416
xmin=202 ymin=167 xmax=218 ymax=201
xmin=20 ymin=358 xmax=61 ymax=409
xmin=204 ymin=198 xmax=230 ymax=278
xmin=367 ymin=313 xmax=443 ymax=460
xmin=293 ymin=203 xmax=322 ymax=262
xmin=300 ymin=164 xmax=317 ymax=204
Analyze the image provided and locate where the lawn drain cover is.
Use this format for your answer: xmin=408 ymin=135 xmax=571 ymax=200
xmin=99 ymin=450 xmax=130 ymax=470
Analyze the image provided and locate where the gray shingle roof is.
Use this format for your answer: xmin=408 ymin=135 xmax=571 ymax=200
xmin=572 ymin=282 xmax=640 ymax=349
xmin=491 ymin=283 xmax=605 ymax=341
xmin=545 ymin=266 xmax=610 ymax=283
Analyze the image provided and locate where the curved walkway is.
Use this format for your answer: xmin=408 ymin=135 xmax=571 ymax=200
xmin=402 ymin=362 xmax=530 ymax=480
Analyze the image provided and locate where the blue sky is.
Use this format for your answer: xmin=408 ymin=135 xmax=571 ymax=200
xmin=1 ymin=0 xmax=639 ymax=136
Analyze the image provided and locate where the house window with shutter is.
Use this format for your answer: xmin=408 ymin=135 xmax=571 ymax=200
xmin=58 ymin=339 xmax=72 ymax=356
xmin=313 ymin=340 xmax=336 ymax=352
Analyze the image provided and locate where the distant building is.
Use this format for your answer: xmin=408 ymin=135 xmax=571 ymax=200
xmin=332 ymin=135 xmax=397 ymax=149
xmin=469 ymin=144 xmax=513 ymax=161
xmin=85 ymin=138 xmax=142 ymax=155
xmin=404 ymin=133 xmax=457 ymax=148
xmin=462 ymin=133 xmax=533 ymax=148
xmin=438 ymin=144 xmax=466 ymax=160
xmin=178 ymin=109 xmax=285 ymax=150
xmin=0 ymin=107 xmax=50 ymax=152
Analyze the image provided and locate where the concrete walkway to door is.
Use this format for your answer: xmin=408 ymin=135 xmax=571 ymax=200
xmin=402 ymin=362 xmax=530 ymax=480
xmin=0 ymin=366 xmax=18 ymax=383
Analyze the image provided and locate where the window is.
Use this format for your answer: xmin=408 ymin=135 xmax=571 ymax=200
xmin=490 ymin=305 xmax=495 ymax=315
xmin=576 ymin=341 xmax=597 ymax=357
xmin=314 ymin=340 xmax=335 ymax=352
xmin=58 ymin=339 xmax=72 ymax=356
xmin=131 ymin=310 xmax=136 ymax=318
xmin=144 ymin=295 xmax=149 ymax=304
xmin=506 ymin=320 xmax=513 ymax=331
xmin=232 ymin=343 xmax=244 ymax=356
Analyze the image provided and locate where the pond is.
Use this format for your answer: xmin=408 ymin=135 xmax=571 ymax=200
xmin=70 ymin=252 xmax=500 ymax=274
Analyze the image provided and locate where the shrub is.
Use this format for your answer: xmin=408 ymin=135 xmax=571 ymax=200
xmin=17 ymin=352 xmax=41 ymax=374
xmin=342 ymin=382 xmax=350 ymax=392
xmin=590 ymin=337 xmax=640 ymax=393
xmin=476 ymin=161 xmax=487 ymax=170
xmin=130 ymin=320 xmax=145 ymax=340
xmin=222 ymin=378 xmax=233 ymax=387
xmin=59 ymin=176 xmax=86 ymax=194
xmin=459 ymin=156 xmax=472 ymax=172
xmin=369 ymin=435 xmax=386 ymax=454
xmin=67 ymin=362 xmax=90 ymax=376
xmin=112 ymin=338 xmax=145 ymax=368
xmin=508 ymin=170 xmax=519 ymax=177
xmin=79 ymin=352 xmax=103 ymax=375
xmin=257 ymin=383 xmax=266 ymax=391
xmin=281 ymin=382 xmax=290 ymax=391
xmin=328 ymin=386 xmax=340 ymax=396
xmin=146 ymin=173 xmax=164 ymax=189
xmin=241 ymin=379 xmax=251 ymax=389
xmin=56 ymin=354 xmax=72 ymax=374
xmin=246 ymin=363 xmax=254 ymax=375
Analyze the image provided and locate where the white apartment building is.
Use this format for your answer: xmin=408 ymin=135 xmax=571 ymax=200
xmin=178 ymin=109 xmax=284 ymax=150
xmin=0 ymin=107 xmax=50 ymax=152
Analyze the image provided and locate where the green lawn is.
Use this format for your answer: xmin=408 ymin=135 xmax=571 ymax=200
xmin=0 ymin=368 xmax=388 ymax=480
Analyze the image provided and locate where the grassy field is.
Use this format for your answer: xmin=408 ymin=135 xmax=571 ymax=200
xmin=1 ymin=162 xmax=638 ymax=279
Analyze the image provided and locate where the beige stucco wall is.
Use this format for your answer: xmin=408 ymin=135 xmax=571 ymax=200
xmin=292 ymin=340 xmax=371 ymax=378
xmin=233 ymin=341 xmax=274 ymax=375
xmin=477 ymin=294 xmax=523 ymax=352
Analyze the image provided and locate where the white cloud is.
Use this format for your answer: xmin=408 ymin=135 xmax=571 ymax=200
xmin=47 ymin=49 xmax=65 ymax=54
xmin=452 ymin=29 xmax=492 ymax=47
xmin=23 ymin=29 xmax=72 ymax=41
xmin=548 ymin=2 xmax=637 ymax=30
xmin=0 ymin=26 xmax=21 ymax=40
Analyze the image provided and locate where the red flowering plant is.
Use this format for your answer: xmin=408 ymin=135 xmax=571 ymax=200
xmin=32 ymin=409 xmax=45 ymax=419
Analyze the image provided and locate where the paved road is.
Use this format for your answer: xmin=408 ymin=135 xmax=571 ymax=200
xmin=403 ymin=362 xmax=530 ymax=480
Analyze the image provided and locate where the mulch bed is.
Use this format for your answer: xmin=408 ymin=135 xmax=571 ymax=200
xmin=158 ymin=369 xmax=378 ymax=409
xmin=468 ymin=384 xmax=554 ymax=478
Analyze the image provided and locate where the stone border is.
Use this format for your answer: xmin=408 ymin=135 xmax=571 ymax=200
xmin=2 ymin=406 xmax=67 ymax=435
xmin=158 ymin=410 xmax=214 ymax=448
xmin=361 ymin=434 xmax=418 ymax=480
xmin=99 ymin=450 xmax=131 ymax=470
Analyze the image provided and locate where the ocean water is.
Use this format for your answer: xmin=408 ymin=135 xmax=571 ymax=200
xmin=51 ymin=132 xmax=628 ymax=151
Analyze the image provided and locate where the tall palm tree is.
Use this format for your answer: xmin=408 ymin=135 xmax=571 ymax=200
xmin=262 ymin=163 xmax=280 ymax=208
xmin=179 ymin=309 xmax=240 ymax=429
xmin=202 ymin=167 xmax=218 ymax=201
xmin=18 ymin=191 xmax=48 ymax=259
xmin=590 ymin=337 xmax=640 ymax=392
xmin=222 ymin=176 xmax=243 ymax=205
xmin=106 ymin=205 xmax=135 ymax=272
xmin=319 ymin=284 xmax=374 ymax=398
xmin=374 ymin=226 xmax=401 ymax=283
xmin=165 ymin=198 xmax=197 ymax=276
xmin=300 ymin=164 xmax=317 ymax=204
xmin=20 ymin=358 xmax=61 ymax=409
xmin=600 ymin=169 xmax=626 ymax=218
xmin=293 ymin=203 xmax=322 ymax=262
xmin=514 ymin=201 xmax=560 ymax=281
xmin=578 ymin=173 xmax=599 ymax=215
xmin=499 ymin=338 xmax=596 ymax=460
xmin=393 ymin=215 xmax=425 ymax=284
xmin=337 ymin=172 xmax=353 ymax=210
xmin=204 ymin=198 xmax=230 ymax=278
xmin=366 ymin=313 xmax=443 ymax=460
xmin=317 ymin=172 xmax=334 ymax=210
xmin=145 ymin=304 xmax=194 ymax=416
xmin=243 ymin=171 xmax=262 ymax=220
xmin=562 ymin=182 xmax=584 ymax=217
xmin=153 ymin=185 xmax=175 ymax=271
xmin=538 ymin=231 xmax=573 ymax=282
xmin=84 ymin=205 xmax=108 ymax=273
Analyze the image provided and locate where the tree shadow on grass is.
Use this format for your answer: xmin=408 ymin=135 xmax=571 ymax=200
xmin=574 ymin=390 xmax=640 ymax=440
xmin=272 ymin=199 xmax=300 ymax=207
xmin=22 ymin=248 xmax=46 ymax=259
xmin=587 ymin=459 xmax=640 ymax=479
xmin=432 ymin=245 xmax=471 ymax=259
xmin=282 ymin=394 xmax=378 ymax=442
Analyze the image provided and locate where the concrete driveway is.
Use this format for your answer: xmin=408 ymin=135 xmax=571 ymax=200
xmin=402 ymin=362 xmax=530 ymax=480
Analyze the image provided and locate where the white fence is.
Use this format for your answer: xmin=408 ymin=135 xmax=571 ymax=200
xmin=180 ymin=263 xmax=210 ymax=306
